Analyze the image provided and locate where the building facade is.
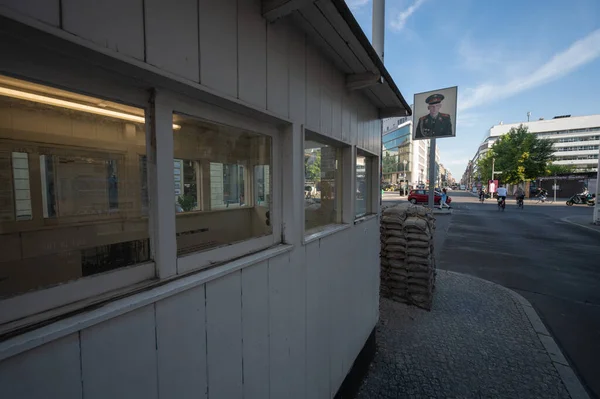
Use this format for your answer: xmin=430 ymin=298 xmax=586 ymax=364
xmin=472 ymin=115 xmax=600 ymax=177
xmin=382 ymin=119 xmax=442 ymax=189
xmin=0 ymin=1 xmax=411 ymax=398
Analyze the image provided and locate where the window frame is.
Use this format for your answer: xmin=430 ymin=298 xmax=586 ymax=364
xmin=302 ymin=130 xmax=352 ymax=240
xmin=355 ymin=148 xmax=376 ymax=219
xmin=0 ymin=74 xmax=155 ymax=332
xmin=163 ymin=92 xmax=282 ymax=275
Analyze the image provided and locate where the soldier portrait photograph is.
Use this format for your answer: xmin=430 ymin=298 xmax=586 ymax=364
xmin=413 ymin=87 xmax=457 ymax=140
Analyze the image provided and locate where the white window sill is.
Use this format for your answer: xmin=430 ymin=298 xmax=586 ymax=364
xmin=0 ymin=244 xmax=293 ymax=362
xmin=303 ymin=223 xmax=351 ymax=244
xmin=354 ymin=213 xmax=378 ymax=225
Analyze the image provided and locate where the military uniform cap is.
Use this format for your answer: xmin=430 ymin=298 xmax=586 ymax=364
xmin=425 ymin=94 xmax=444 ymax=104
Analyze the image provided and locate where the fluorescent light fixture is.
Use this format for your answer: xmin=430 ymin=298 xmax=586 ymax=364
xmin=0 ymin=86 xmax=181 ymax=130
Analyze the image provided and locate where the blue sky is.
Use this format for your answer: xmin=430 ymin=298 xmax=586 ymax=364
xmin=346 ymin=0 xmax=600 ymax=178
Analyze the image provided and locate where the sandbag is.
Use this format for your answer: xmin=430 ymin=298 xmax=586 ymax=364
xmin=385 ymin=236 xmax=407 ymax=246
xmin=407 ymin=247 xmax=431 ymax=257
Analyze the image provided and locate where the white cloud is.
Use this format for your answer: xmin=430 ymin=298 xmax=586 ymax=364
xmin=459 ymin=29 xmax=600 ymax=111
xmin=345 ymin=0 xmax=370 ymax=10
xmin=390 ymin=0 xmax=427 ymax=31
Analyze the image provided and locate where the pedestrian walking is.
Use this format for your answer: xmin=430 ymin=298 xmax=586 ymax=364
xmin=440 ymin=188 xmax=451 ymax=209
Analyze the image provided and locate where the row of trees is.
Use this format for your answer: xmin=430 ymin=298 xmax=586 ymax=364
xmin=476 ymin=125 xmax=575 ymax=185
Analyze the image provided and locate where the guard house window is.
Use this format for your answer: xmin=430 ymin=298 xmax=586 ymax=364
xmin=173 ymin=114 xmax=272 ymax=256
xmin=356 ymin=150 xmax=374 ymax=218
xmin=304 ymin=131 xmax=343 ymax=233
xmin=0 ymin=74 xmax=151 ymax=299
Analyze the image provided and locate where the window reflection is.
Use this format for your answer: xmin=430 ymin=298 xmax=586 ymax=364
xmin=304 ymin=134 xmax=343 ymax=232
xmin=0 ymin=74 xmax=150 ymax=299
xmin=173 ymin=114 xmax=272 ymax=256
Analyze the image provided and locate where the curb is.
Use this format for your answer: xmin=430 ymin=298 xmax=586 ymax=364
xmin=560 ymin=216 xmax=600 ymax=235
xmin=441 ymin=270 xmax=590 ymax=399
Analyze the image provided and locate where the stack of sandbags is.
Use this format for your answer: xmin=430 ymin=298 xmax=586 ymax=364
xmin=380 ymin=203 xmax=437 ymax=310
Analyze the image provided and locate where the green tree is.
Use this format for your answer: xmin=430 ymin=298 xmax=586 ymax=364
xmin=382 ymin=151 xmax=398 ymax=174
xmin=305 ymin=150 xmax=321 ymax=181
xmin=489 ymin=125 xmax=554 ymax=185
xmin=476 ymin=151 xmax=494 ymax=182
xmin=545 ymin=163 xmax=575 ymax=176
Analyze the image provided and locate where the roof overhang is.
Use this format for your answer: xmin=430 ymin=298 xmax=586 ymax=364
xmin=262 ymin=0 xmax=411 ymax=118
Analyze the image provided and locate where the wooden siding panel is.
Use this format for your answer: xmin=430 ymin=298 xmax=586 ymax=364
xmin=145 ymin=0 xmax=199 ymax=81
xmin=0 ymin=0 xmax=60 ymax=26
xmin=305 ymin=240 xmax=329 ymax=398
xmin=81 ymin=306 xmax=158 ymax=399
xmin=0 ymin=334 xmax=81 ymax=399
xmin=199 ymin=0 xmax=238 ymax=97
xmin=155 ymin=286 xmax=207 ymax=399
xmin=205 ymin=272 xmax=243 ymax=398
xmin=238 ymin=0 xmax=267 ymax=109
xmin=268 ymin=252 xmax=293 ymax=398
xmin=62 ymin=0 xmax=145 ymax=60
xmin=288 ymin=247 xmax=307 ymax=398
xmin=305 ymin=44 xmax=321 ymax=132
xmin=320 ymin=60 xmax=333 ymax=137
xmin=288 ymin=29 xmax=306 ymax=124
xmin=266 ymin=21 xmax=289 ymax=118
xmin=241 ymin=261 xmax=270 ymax=399
xmin=331 ymin=69 xmax=343 ymax=141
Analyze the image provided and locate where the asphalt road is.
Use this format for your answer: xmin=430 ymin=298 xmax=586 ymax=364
xmin=420 ymin=191 xmax=600 ymax=398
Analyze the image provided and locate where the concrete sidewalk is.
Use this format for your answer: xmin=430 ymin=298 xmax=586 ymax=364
xmin=560 ymin=215 xmax=600 ymax=234
xmin=357 ymin=271 xmax=589 ymax=399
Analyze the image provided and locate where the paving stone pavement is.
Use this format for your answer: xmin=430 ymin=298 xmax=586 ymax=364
xmin=357 ymin=270 xmax=574 ymax=399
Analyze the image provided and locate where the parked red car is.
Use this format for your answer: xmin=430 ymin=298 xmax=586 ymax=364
xmin=408 ymin=189 xmax=452 ymax=205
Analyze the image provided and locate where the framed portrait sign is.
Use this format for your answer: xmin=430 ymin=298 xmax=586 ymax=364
xmin=413 ymin=86 xmax=458 ymax=141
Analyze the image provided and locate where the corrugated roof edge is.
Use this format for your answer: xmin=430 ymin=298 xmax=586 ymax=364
xmin=330 ymin=0 xmax=412 ymax=117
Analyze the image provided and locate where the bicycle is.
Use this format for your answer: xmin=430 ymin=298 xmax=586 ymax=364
xmin=497 ymin=196 xmax=506 ymax=211
xmin=516 ymin=196 xmax=524 ymax=209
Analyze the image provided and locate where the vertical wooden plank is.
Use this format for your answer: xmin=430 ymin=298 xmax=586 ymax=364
xmin=81 ymin=306 xmax=158 ymax=399
xmin=0 ymin=0 xmax=60 ymax=26
xmin=305 ymin=44 xmax=321 ymax=132
xmin=205 ymin=272 xmax=243 ymax=399
xmin=305 ymin=240 xmax=329 ymax=398
xmin=288 ymin=246 xmax=307 ymax=399
xmin=331 ymin=69 xmax=343 ymax=141
xmin=199 ymin=0 xmax=238 ymax=97
xmin=145 ymin=0 xmax=199 ymax=81
xmin=350 ymin=96 xmax=358 ymax=146
xmin=320 ymin=232 xmax=347 ymax=395
xmin=267 ymin=21 xmax=289 ymax=118
xmin=238 ymin=0 xmax=267 ymax=109
xmin=268 ymin=252 xmax=292 ymax=398
xmin=151 ymin=92 xmax=177 ymax=277
xmin=62 ymin=0 xmax=144 ymax=60
xmin=0 ymin=334 xmax=82 ymax=399
xmin=288 ymin=30 xmax=306 ymax=124
xmin=241 ymin=261 xmax=270 ymax=399
xmin=320 ymin=61 xmax=333 ymax=137
xmin=341 ymin=90 xmax=351 ymax=144
xmin=155 ymin=286 xmax=207 ymax=399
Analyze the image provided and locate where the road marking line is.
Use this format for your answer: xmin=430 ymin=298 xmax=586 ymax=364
xmin=560 ymin=217 xmax=600 ymax=235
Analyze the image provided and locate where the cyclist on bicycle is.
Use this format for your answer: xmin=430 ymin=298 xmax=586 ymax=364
xmin=479 ymin=188 xmax=485 ymax=202
xmin=497 ymin=185 xmax=507 ymax=207
xmin=515 ymin=187 xmax=525 ymax=207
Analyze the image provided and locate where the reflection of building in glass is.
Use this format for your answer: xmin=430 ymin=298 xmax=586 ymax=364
xmin=382 ymin=120 xmax=442 ymax=188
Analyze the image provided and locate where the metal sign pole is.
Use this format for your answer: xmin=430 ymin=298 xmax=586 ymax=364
xmin=428 ymin=138 xmax=436 ymax=208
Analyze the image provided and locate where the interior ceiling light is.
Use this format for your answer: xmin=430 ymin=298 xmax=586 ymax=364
xmin=0 ymin=86 xmax=181 ymax=130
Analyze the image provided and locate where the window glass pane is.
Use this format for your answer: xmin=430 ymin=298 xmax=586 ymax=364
xmin=356 ymin=153 xmax=373 ymax=218
xmin=0 ymin=74 xmax=150 ymax=299
xmin=304 ymin=137 xmax=342 ymax=232
xmin=173 ymin=113 xmax=272 ymax=256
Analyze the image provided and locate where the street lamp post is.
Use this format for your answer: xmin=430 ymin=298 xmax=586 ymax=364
xmin=402 ymin=159 xmax=408 ymax=196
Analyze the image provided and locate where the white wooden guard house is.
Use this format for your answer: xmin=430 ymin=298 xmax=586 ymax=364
xmin=0 ymin=0 xmax=410 ymax=397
